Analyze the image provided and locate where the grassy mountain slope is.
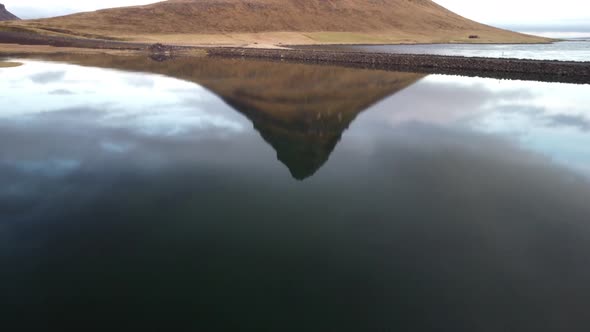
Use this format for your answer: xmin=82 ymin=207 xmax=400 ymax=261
xmin=1 ymin=0 xmax=549 ymax=45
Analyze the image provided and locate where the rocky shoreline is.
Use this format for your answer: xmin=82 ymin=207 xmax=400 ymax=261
xmin=208 ymin=48 xmax=590 ymax=84
xmin=1 ymin=30 xmax=589 ymax=84
xmin=0 ymin=30 xmax=148 ymax=49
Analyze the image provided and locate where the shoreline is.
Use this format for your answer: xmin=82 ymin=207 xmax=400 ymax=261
xmin=1 ymin=31 xmax=589 ymax=84
xmin=0 ymin=61 xmax=22 ymax=67
xmin=290 ymin=40 xmax=559 ymax=47
xmin=0 ymin=30 xmax=556 ymax=50
xmin=208 ymin=48 xmax=590 ymax=84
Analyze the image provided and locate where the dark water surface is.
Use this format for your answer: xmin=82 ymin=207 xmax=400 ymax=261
xmin=1 ymin=56 xmax=590 ymax=331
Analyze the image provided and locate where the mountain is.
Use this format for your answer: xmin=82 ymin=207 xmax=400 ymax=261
xmin=0 ymin=4 xmax=19 ymax=21
xmin=39 ymin=54 xmax=423 ymax=179
xmin=8 ymin=0 xmax=547 ymax=44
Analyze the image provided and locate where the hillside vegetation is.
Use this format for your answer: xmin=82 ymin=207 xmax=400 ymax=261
xmin=0 ymin=0 xmax=549 ymax=45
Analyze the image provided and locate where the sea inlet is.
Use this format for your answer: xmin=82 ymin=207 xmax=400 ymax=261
xmin=1 ymin=55 xmax=590 ymax=331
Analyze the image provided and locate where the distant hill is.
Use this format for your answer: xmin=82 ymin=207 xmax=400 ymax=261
xmin=4 ymin=0 xmax=548 ymax=45
xmin=0 ymin=4 xmax=19 ymax=21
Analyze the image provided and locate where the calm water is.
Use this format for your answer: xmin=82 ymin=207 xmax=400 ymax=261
xmin=2 ymin=56 xmax=590 ymax=330
xmin=338 ymin=41 xmax=590 ymax=62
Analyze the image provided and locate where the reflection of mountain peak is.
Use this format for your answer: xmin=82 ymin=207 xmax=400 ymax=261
xmin=35 ymin=55 xmax=424 ymax=179
xmin=205 ymin=61 xmax=424 ymax=179
xmin=223 ymin=96 xmax=347 ymax=180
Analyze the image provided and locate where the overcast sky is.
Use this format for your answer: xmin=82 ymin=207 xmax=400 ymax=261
xmin=3 ymin=0 xmax=590 ymax=32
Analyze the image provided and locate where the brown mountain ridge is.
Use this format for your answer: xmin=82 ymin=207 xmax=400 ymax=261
xmin=1 ymin=0 xmax=548 ymax=45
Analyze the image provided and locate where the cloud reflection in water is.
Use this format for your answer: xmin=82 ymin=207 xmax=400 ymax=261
xmin=1 ymin=59 xmax=590 ymax=331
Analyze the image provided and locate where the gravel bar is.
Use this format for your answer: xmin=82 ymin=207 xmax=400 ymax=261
xmin=208 ymin=47 xmax=590 ymax=84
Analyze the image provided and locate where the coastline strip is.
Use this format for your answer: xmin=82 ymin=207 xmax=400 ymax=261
xmin=208 ymin=48 xmax=590 ymax=84
xmin=2 ymin=30 xmax=589 ymax=84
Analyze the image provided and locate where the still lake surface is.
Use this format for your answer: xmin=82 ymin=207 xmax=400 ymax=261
xmin=337 ymin=40 xmax=590 ymax=62
xmin=1 ymin=56 xmax=590 ymax=330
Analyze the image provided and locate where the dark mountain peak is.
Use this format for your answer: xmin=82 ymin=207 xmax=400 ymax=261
xmin=0 ymin=3 xmax=19 ymax=21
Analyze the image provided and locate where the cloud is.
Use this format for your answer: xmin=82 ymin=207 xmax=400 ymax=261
xmin=6 ymin=6 xmax=76 ymax=19
xmin=29 ymin=71 xmax=66 ymax=84
xmin=3 ymin=1 xmax=160 ymax=19
xmin=546 ymin=114 xmax=590 ymax=132
xmin=49 ymin=89 xmax=75 ymax=95
xmin=125 ymin=77 xmax=155 ymax=88
xmin=369 ymin=80 xmax=534 ymax=126
xmin=433 ymin=0 xmax=590 ymax=26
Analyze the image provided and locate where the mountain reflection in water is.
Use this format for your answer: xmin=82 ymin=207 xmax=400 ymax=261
xmin=36 ymin=54 xmax=423 ymax=179
xmin=2 ymin=56 xmax=590 ymax=331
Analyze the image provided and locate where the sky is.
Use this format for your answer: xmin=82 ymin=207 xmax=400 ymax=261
xmin=3 ymin=0 xmax=590 ymax=33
